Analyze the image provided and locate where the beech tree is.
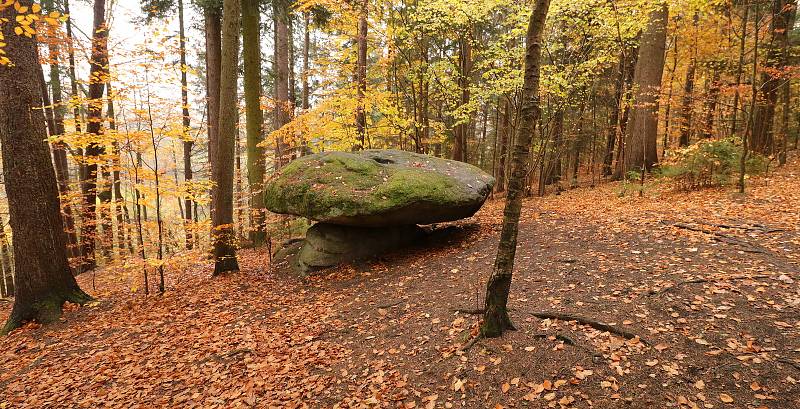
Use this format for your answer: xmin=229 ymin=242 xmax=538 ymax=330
xmin=0 ymin=1 xmax=91 ymax=334
xmin=242 ymin=0 xmax=266 ymax=246
xmin=622 ymin=3 xmax=668 ymax=174
xmin=211 ymin=0 xmax=241 ymax=274
xmin=482 ymin=0 xmax=550 ymax=338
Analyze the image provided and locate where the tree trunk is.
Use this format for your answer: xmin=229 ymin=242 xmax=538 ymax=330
xmin=678 ymin=13 xmax=698 ymax=147
xmin=78 ymin=0 xmax=109 ymax=272
xmin=751 ymin=0 xmax=793 ymax=155
xmin=778 ymin=1 xmax=797 ymax=165
xmin=452 ymin=32 xmax=472 ymax=162
xmin=274 ymin=0 xmax=291 ymax=167
xmin=623 ymin=3 xmax=668 ymax=173
xmin=354 ymin=0 xmax=368 ymax=150
xmin=212 ymin=0 xmax=241 ymax=275
xmin=302 ymin=12 xmax=310 ymax=111
xmin=731 ymin=1 xmax=750 ymax=137
xmin=482 ymin=0 xmax=551 ymax=338
xmin=178 ymin=0 xmax=194 ymax=248
xmin=0 ymin=217 xmax=14 ymax=298
xmin=701 ymin=67 xmax=721 ymax=139
xmin=242 ymin=0 xmax=267 ymax=247
xmin=205 ymin=6 xmax=223 ymax=177
xmin=495 ymin=98 xmax=510 ymax=192
xmin=1 ymin=1 xmax=91 ymax=334
xmin=678 ymin=57 xmax=696 ymax=146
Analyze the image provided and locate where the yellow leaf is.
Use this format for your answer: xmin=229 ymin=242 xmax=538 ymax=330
xmin=719 ymin=393 xmax=734 ymax=403
xmin=31 ymin=3 xmax=40 ymax=13
xmin=14 ymin=26 xmax=22 ymax=35
xmin=501 ymin=382 xmax=510 ymax=393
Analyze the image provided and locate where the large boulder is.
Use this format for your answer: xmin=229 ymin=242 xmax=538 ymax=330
xmin=264 ymin=149 xmax=495 ymax=227
xmin=296 ymin=223 xmax=425 ymax=271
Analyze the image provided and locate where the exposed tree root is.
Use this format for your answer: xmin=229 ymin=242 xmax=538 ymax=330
xmin=661 ymin=220 xmax=768 ymax=253
xmin=459 ymin=334 xmax=483 ymax=352
xmin=531 ymin=312 xmax=648 ymax=345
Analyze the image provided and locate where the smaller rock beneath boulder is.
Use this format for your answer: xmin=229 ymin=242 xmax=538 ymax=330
xmin=297 ymin=223 xmax=425 ymax=272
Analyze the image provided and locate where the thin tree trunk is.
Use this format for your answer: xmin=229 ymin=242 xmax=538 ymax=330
xmin=678 ymin=13 xmax=699 ymax=147
xmin=354 ymin=0 xmax=368 ymax=150
xmin=701 ymin=67 xmax=721 ymax=139
xmin=482 ymin=0 xmax=551 ymax=338
xmin=732 ymin=1 xmax=750 ymax=136
xmin=274 ymin=0 xmax=291 ymax=167
xmin=452 ymin=32 xmax=472 ymax=162
xmin=751 ymin=0 xmax=793 ymax=155
xmin=79 ymin=0 xmax=110 ymax=272
xmin=242 ymin=0 xmax=266 ymax=246
xmin=741 ymin=2 xmax=759 ymax=193
xmin=212 ymin=0 xmax=241 ymax=275
xmin=1 ymin=1 xmax=91 ymax=334
xmin=302 ymin=12 xmax=310 ymax=111
xmin=178 ymin=0 xmax=194 ymax=248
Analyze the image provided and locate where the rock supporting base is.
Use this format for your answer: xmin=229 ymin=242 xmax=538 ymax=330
xmin=286 ymin=223 xmax=424 ymax=273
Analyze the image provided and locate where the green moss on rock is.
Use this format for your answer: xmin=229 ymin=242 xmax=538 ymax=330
xmin=264 ymin=150 xmax=494 ymax=227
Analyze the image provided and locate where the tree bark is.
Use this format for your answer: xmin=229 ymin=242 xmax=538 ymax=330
xmin=354 ymin=0 xmax=368 ymax=150
xmin=1 ymin=1 xmax=91 ymax=334
xmin=274 ymin=0 xmax=291 ymax=167
xmin=482 ymin=0 xmax=551 ymax=338
xmin=78 ymin=0 xmax=110 ymax=272
xmin=242 ymin=0 xmax=266 ymax=246
xmin=212 ymin=0 xmax=241 ymax=275
xmin=205 ymin=5 xmax=223 ymax=178
xmin=751 ymin=0 xmax=794 ymax=155
xmin=623 ymin=3 xmax=668 ymax=173
xmin=452 ymin=32 xmax=472 ymax=162
xmin=178 ymin=0 xmax=194 ymax=248
xmin=731 ymin=1 xmax=750 ymax=137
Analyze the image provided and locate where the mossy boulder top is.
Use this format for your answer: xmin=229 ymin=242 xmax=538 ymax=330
xmin=264 ymin=149 xmax=495 ymax=227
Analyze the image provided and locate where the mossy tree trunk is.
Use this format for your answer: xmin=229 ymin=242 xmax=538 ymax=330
xmin=1 ymin=1 xmax=91 ymax=334
xmin=212 ymin=0 xmax=241 ymax=275
xmin=242 ymin=0 xmax=267 ymax=246
xmin=482 ymin=0 xmax=550 ymax=338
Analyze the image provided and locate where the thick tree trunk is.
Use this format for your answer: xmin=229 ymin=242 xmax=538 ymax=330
xmin=354 ymin=0 xmax=368 ymax=150
xmin=1 ymin=1 xmax=91 ymax=334
xmin=178 ymin=0 xmax=194 ymax=248
xmin=623 ymin=3 xmax=668 ymax=173
xmin=212 ymin=0 xmax=241 ymax=275
xmin=482 ymin=0 xmax=551 ymax=338
xmin=242 ymin=0 xmax=267 ymax=246
xmin=778 ymin=1 xmax=797 ymax=165
xmin=274 ymin=0 xmax=291 ymax=167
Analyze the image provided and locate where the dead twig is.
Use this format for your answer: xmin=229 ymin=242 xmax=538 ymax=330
xmin=377 ymin=300 xmax=403 ymax=309
xmin=453 ymin=308 xmax=484 ymax=315
xmin=777 ymin=358 xmax=800 ymax=371
xmin=531 ymin=312 xmax=648 ymax=345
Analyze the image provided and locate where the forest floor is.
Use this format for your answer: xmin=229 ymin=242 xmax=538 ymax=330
xmin=2 ymin=154 xmax=799 ymax=409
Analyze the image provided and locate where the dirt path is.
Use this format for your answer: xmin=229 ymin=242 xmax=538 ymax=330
xmin=1 ymin=157 xmax=799 ymax=408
